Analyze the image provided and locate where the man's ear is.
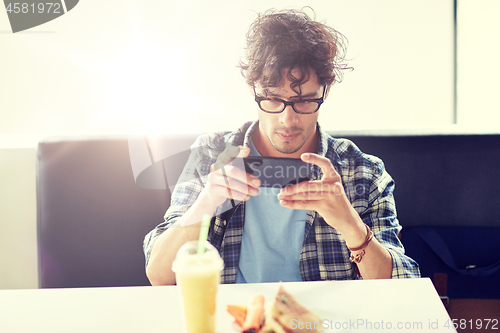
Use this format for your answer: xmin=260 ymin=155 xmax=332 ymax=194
xmin=324 ymin=85 xmax=332 ymax=100
xmin=248 ymin=85 xmax=254 ymax=96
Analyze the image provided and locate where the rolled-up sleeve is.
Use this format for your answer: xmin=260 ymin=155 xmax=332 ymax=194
xmin=361 ymin=159 xmax=420 ymax=279
xmin=142 ymin=136 xmax=211 ymax=267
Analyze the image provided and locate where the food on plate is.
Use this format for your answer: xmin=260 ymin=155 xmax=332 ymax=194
xmin=227 ymin=284 xmax=323 ymax=333
xmin=226 ymin=305 xmax=248 ymax=327
xmin=242 ymin=295 xmax=265 ymax=332
xmin=260 ymin=284 xmax=323 ymax=333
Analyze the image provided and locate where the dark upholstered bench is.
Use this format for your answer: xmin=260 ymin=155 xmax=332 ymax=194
xmin=37 ymin=130 xmax=500 ymax=320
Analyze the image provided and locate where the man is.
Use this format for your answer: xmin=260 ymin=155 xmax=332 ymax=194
xmin=144 ymin=8 xmax=420 ymax=285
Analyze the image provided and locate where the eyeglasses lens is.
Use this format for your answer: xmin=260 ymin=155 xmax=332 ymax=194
xmin=259 ymin=100 xmax=319 ymax=113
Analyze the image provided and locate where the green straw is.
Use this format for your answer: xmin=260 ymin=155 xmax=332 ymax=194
xmin=197 ymin=214 xmax=211 ymax=260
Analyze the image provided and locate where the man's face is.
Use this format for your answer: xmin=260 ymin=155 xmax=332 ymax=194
xmin=254 ymin=68 xmax=325 ymax=157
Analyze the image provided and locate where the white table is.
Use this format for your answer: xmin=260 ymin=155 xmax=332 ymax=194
xmin=0 ymin=278 xmax=455 ymax=333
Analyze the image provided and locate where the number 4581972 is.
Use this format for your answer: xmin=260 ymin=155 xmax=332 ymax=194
xmin=6 ymin=3 xmax=62 ymax=14
xmin=445 ymin=319 xmax=498 ymax=330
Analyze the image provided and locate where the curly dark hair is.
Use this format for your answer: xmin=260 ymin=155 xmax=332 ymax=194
xmin=238 ymin=8 xmax=351 ymax=94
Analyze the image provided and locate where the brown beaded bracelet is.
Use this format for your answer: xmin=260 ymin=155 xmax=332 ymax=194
xmin=348 ymin=224 xmax=374 ymax=263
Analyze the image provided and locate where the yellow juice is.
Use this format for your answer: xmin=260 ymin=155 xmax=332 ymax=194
xmin=177 ymin=268 xmax=220 ymax=333
xmin=172 ymin=241 xmax=223 ymax=333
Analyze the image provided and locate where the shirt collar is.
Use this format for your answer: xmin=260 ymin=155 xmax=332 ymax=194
xmin=242 ymin=121 xmax=259 ymax=148
xmin=316 ymin=122 xmax=329 ymax=158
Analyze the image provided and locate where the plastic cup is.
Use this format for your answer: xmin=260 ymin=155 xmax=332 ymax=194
xmin=172 ymin=240 xmax=224 ymax=333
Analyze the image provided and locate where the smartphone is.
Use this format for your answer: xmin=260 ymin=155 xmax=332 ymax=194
xmin=237 ymin=156 xmax=312 ymax=188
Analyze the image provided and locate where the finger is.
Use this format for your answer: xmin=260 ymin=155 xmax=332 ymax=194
xmin=221 ymin=145 xmax=242 ymax=164
xmin=225 ymin=164 xmax=261 ymax=189
xmin=301 ymin=153 xmax=339 ymax=181
xmin=211 ymin=154 xmax=260 ymax=187
xmin=209 ymin=171 xmax=259 ymax=197
xmin=282 ymin=181 xmax=344 ymax=197
xmin=280 ymin=180 xmax=318 ymax=196
xmin=215 ymin=146 xmax=250 ymax=169
xmin=211 ymin=182 xmax=251 ymax=202
xmin=279 ymin=198 xmax=317 ymax=210
xmin=211 ymin=146 xmax=261 ymax=188
xmin=278 ymin=192 xmax=326 ymax=201
xmin=280 ymin=180 xmax=344 ymax=199
xmin=236 ymin=146 xmax=251 ymax=158
xmin=213 ymin=146 xmax=257 ymax=185
xmin=224 ymin=172 xmax=261 ymax=197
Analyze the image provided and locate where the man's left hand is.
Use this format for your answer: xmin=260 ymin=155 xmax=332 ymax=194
xmin=277 ymin=153 xmax=360 ymax=233
xmin=278 ymin=153 xmax=393 ymax=278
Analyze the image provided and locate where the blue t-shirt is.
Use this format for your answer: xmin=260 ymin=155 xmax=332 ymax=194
xmin=235 ymin=140 xmax=307 ymax=283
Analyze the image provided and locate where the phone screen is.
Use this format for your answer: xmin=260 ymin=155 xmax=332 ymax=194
xmin=237 ymin=156 xmax=311 ymax=188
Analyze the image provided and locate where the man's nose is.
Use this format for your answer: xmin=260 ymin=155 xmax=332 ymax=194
xmin=279 ymin=104 xmax=299 ymax=127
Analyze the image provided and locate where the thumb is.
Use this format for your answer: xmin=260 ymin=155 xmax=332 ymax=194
xmin=237 ymin=146 xmax=250 ymax=158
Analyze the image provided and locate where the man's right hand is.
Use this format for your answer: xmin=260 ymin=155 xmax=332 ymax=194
xmin=202 ymin=145 xmax=261 ymax=209
xmin=147 ymin=145 xmax=261 ymax=285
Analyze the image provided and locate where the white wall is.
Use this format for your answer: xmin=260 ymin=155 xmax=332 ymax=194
xmin=0 ymin=0 xmax=454 ymax=141
xmin=457 ymin=0 xmax=500 ymax=125
xmin=0 ymin=0 xmax=464 ymax=289
xmin=0 ymin=149 xmax=38 ymax=289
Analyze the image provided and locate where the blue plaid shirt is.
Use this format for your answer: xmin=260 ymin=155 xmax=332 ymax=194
xmin=143 ymin=121 xmax=420 ymax=283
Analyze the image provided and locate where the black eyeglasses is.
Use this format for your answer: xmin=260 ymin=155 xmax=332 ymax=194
xmin=254 ymin=85 xmax=327 ymax=114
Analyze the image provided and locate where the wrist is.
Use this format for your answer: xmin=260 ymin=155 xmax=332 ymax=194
xmin=177 ymin=189 xmax=219 ymax=228
xmin=198 ymin=187 xmax=222 ymax=213
xmin=338 ymin=216 xmax=367 ymax=249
